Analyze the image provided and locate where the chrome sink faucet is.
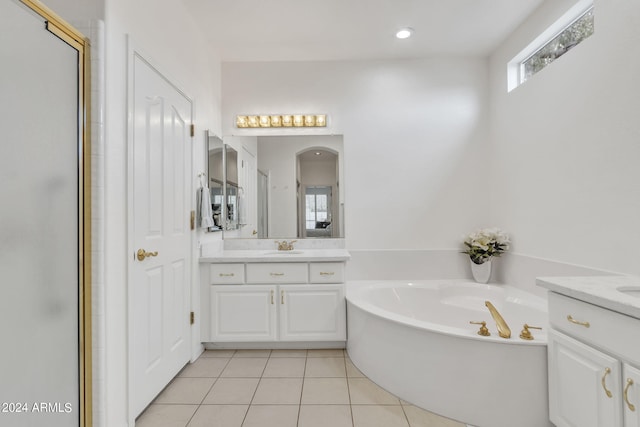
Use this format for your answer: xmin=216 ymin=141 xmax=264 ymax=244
xmin=275 ymin=240 xmax=297 ymax=251
xmin=485 ymin=301 xmax=511 ymax=338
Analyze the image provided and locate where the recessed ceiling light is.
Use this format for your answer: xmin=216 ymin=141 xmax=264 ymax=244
xmin=395 ymin=27 xmax=414 ymax=39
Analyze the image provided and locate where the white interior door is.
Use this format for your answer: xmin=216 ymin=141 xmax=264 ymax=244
xmin=130 ymin=52 xmax=192 ymax=418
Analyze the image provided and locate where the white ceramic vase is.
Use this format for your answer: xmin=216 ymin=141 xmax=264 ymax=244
xmin=470 ymin=259 xmax=492 ymax=284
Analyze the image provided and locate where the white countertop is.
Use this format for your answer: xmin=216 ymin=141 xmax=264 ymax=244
xmin=200 ymin=248 xmax=351 ymax=263
xmin=537 ymin=275 xmax=640 ymax=319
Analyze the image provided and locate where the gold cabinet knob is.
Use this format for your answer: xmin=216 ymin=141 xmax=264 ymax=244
xmin=136 ymin=248 xmax=158 ymax=261
xmin=470 ymin=321 xmax=490 ymax=336
xmin=519 ymin=324 xmax=542 ymax=340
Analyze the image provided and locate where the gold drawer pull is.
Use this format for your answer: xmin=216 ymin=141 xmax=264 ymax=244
xmin=281 ymin=290 xmax=285 ymax=304
xmin=270 ymin=290 xmax=274 ymax=305
xmin=270 ymin=272 xmax=285 ymax=277
xmin=602 ymin=368 xmax=613 ymax=398
xmin=567 ymin=315 xmax=590 ymax=328
xmin=219 ymin=273 xmax=235 ymax=277
xmin=625 ymin=378 xmax=636 ymax=412
xmin=319 ymin=272 xmax=335 ymax=276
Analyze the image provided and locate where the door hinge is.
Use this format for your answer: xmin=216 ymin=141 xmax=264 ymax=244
xmin=190 ymin=210 xmax=195 ymax=230
xmin=190 ymin=311 xmax=195 ymax=325
xmin=190 ymin=123 xmax=195 ymax=137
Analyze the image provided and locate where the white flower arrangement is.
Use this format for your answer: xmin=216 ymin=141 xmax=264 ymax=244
xmin=462 ymin=228 xmax=510 ymax=265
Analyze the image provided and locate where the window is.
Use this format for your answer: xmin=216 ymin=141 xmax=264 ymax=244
xmin=508 ymin=1 xmax=594 ymax=91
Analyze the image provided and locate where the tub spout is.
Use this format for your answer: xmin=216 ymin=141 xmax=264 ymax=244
xmin=485 ymin=301 xmax=511 ymax=339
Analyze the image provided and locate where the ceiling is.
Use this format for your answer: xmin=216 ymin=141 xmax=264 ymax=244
xmin=183 ymin=0 xmax=545 ymax=62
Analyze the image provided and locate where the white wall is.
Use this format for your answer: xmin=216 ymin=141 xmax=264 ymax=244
xmin=222 ymin=59 xmax=492 ymax=250
xmin=489 ymin=0 xmax=640 ymax=276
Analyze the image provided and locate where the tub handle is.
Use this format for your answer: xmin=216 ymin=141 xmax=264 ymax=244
xmin=470 ymin=321 xmax=490 ymax=336
xmin=624 ymin=378 xmax=636 ymax=412
xmin=602 ymin=368 xmax=613 ymax=398
xmin=567 ymin=315 xmax=590 ymax=328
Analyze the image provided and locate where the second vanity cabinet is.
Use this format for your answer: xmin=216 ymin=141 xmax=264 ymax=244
xmin=206 ymin=261 xmax=346 ymax=344
xmin=546 ymin=291 xmax=640 ymax=427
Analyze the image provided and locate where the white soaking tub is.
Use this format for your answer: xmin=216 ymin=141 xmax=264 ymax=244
xmin=346 ymin=280 xmax=552 ymax=427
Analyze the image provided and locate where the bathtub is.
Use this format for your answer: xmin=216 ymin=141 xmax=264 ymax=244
xmin=346 ymin=280 xmax=552 ymax=427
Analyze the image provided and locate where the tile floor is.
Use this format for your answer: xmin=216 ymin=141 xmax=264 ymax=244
xmin=136 ymin=349 xmax=465 ymax=427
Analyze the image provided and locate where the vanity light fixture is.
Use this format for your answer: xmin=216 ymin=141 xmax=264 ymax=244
xmin=248 ymin=116 xmax=260 ymax=128
xmin=235 ymin=114 xmax=327 ymax=128
xmin=396 ymin=27 xmax=414 ymax=39
xmin=259 ymin=115 xmax=271 ymax=127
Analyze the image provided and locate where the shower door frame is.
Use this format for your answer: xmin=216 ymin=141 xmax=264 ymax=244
xmin=18 ymin=1 xmax=92 ymax=426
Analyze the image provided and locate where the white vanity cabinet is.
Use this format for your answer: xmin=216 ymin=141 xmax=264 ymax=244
xmin=210 ymin=284 xmax=277 ymax=341
xmin=279 ymin=284 xmax=346 ymax=341
xmin=547 ymin=291 xmax=640 ymax=427
xmin=204 ymin=260 xmax=346 ymax=345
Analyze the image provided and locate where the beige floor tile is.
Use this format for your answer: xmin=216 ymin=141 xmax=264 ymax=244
xmin=187 ymin=405 xmax=248 ymax=427
xmin=241 ymin=404 xmax=299 ymax=427
xmin=263 ymin=357 xmax=306 ymax=377
xmin=178 ymin=357 xmax=229 ymax=378
xmin=307 ymin=348 xmax=345 ymax=357
xmin=135 ymin=404 xmax=198 ymax=427
xmin=270 ymin=349 xmax=307 ymax=358
xmin=200 ymin=349 xmax=236 ymax=358
xmin=352 ymin=405 xmax=409 ymax=427
xmin=298 ymin=405 xmax=353 ymax=427
xmin=402 ymin=404 xmax=465 ymax=427
xmin=345 ymin=358 xmax=365 ymax=378
xmin=202 ymin=378 xmax=259 ymax=404
xmin=301 ymin=378 xmax=350 ymax=404
xmin=348 ymin=378 xmax=400 ymax=405
xmin=154 ymin=377 xmax=215 ymax=404
xmin=252 ymin=378 xmax=303 ymax=404
xmin=220 ymin=357 xmax=267 ymax=377
xmin=233 ymin=349 xmax=271 ymax=358
xmin=305 ymin=357 xmax=346 ymax=377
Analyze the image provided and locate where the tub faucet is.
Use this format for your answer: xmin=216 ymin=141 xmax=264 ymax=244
xmin=485 ymin=301 xmax=511 ymax=339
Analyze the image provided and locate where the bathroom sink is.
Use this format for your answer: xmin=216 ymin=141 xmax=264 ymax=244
xmin=616 ymin=286 xmax=640 ymax=298
xmin=263 ymin=250 xmax=305 ymax=255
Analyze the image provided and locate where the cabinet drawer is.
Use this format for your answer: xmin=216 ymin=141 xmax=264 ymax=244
xmin=309 ymin=262 xmax=344 ymax=283
xmin=246 ymin=263 xmax=308 ymax=284
xmin=210 ymin=263 xmax=245 ymax=284
xmin=549 ymin=292 xmax=640 ymax=365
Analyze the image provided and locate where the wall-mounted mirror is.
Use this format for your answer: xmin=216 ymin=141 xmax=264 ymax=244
xmin=223 ymin=134 xmax=344 ymax=239
xmin=224 ymin=145 xmax=239 ymax=231
xmin=203 ymin=131 xmax=242 ymax=232
xmin=203 ymin=131 xmax=223 ymax=232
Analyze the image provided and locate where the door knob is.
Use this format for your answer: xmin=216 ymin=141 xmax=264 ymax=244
xmin=252 ymin=229 xmax=257 ymax=235
xmin=137 ymin=248 xmax=158 ymax=261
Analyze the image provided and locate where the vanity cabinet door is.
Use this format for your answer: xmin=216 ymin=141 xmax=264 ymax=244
xmin=210 ymin=285 xmax=277 ymax=341
xmin=624 ymin=364 xmax=640 ymax=427
xmin=548 ymin=329 xmax=623 ymax=427
xmin=279 ymin=285 xmax=346 ymax=341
